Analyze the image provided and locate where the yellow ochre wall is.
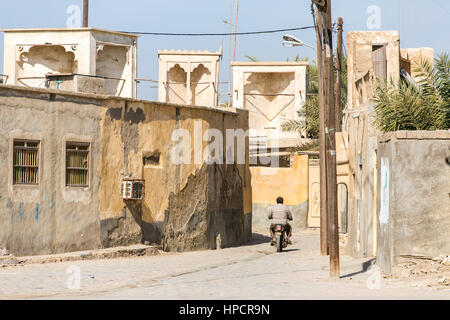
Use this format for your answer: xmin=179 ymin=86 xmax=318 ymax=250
xmin=250 ymin=155 xmax=309 ymax=231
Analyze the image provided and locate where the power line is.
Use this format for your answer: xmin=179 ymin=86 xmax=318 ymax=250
xmin=118 ymin=26 xmax=315 ymax=36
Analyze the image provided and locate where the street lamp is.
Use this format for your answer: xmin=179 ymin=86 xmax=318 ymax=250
xmin=282 ymin=34 xmax=315 ymax=50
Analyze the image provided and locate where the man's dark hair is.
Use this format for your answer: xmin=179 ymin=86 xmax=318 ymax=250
xmin=276 ymin=196 xmax=283 ymax=204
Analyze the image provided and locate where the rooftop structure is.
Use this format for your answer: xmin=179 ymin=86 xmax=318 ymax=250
xmin=1 ymin=28 xmax=138 ymax=98
xmin=158 ymin=49 xmax=222 ymax=107
xmin=231 ymin=61 xmax=309 ymax=152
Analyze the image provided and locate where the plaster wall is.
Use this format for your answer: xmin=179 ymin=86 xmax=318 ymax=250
xmin=0 ymin=85 xmax=102 ymax=256
xmin=98 ymin=98 xmax=252 ymax=249
xmin=376 ymin=131 xmax=450 ymax=274
xmin=250 ymin=155 xmax=309 ymax=232
xmin=0 ymin=84 xmax=251 ymax=255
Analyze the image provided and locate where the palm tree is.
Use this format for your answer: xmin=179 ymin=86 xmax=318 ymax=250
xmin=373 ymin=53 xmax=450 ymax=132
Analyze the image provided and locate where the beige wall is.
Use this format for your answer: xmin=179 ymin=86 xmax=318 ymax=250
xmin=98 ymin=100 xmax=252 ymax=228
xmin=0 ymin=84 xmax=251 ymax=255
xmin=97 ymin=99 xmax=252 ymax=247
xmin=307 ymin=133 xmax=350 ymax=236
xmin=376 ymin=131 xmax=450 ymax=274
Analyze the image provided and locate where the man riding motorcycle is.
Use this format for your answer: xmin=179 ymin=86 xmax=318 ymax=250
xmin=268 ymin=196 xmax=293 ymax=246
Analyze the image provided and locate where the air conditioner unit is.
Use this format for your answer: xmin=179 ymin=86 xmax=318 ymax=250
xmin=121 ymin=178 xmax=145 ymax=200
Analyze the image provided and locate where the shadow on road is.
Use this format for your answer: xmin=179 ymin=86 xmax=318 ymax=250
xmin=340 ymin=258 xmax=376 ymax=278
xmin=246 ymin=233 xmax=273 ymax=246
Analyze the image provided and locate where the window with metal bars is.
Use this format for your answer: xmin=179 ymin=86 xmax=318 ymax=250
xmin=66 ymin=143 xmax=89 ymax=187
xmin=13 ymin=140 xmax=40 ymax=185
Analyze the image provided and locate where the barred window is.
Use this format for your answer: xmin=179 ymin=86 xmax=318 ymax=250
xmin=66 ymin=143 xmax=89 ymax=187
xmin=13 ymin=140 xmax=39 ymax=185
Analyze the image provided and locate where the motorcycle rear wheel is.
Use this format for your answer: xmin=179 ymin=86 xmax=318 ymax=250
xmin=276 ymin=234 xmax=282 ymax=252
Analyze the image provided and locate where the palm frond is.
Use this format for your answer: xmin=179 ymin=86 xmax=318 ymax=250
xmin=373 ymin=52 xmax=450 ymax=132
xmin=288 ymin=140 xmax=319 ymax=153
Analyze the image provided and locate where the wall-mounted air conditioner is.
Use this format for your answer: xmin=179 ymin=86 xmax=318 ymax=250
xmin=121 ymin=178 xmax=145 ymax=200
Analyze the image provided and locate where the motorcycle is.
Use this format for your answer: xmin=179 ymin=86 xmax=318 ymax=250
xmin=274 ymin=224 xmax=288 ymax=252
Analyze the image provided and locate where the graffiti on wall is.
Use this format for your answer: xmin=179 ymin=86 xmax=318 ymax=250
xmin=379 ymin=157 xmax=390 ymax=225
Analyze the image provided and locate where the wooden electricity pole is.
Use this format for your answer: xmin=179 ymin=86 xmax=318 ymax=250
xmin=314 ymin=7 xmax=328 ymax=256
xmin=83 ymin=0 xmax=89 ymax=27
xmin=323 ymin=0 xmax=340 ymax=279
xmin=335 ymin=17 xmax=343 ymax=132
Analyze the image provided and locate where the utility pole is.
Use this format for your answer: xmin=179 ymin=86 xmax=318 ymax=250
xmin=335 ymin=17 xmax=343 ymax=132
xmin=314 ymin=6 xmax=328 ymax=256
xmin=323 ymin=0 xmax=340 ymax=279
xmin=83 ymin=0 xmax=89 ymax=28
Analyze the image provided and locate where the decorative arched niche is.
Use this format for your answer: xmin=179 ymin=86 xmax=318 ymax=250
xmin=96 ymin=44 xmax=128 ymax=96
xmin=16 ymin=45 xmax=78 ymax=87
xmin=190 ymin=63 xmax=211 ymax=106
xmin=166 ymin=64 xmax=188 ymax=104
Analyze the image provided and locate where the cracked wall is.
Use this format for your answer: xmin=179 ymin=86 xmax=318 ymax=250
xmin=98 ymin=95 xmax=252 ymax=249
xmin=163 ymin=163 xmax=246 ymax=252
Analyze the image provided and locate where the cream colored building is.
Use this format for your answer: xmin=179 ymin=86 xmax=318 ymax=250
xmin=1 ymin=28 xmax=138 ymax=98
xmin=158 ymin=50 xmax=221 ymax=107
xmin=231 ymin=61 xmax=309 ymax=150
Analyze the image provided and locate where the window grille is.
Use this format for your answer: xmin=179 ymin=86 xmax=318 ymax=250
xmin=13 ymin=140 xmax=39 ymax=185
xmin=66 ymin=143 xmax=89 ymax=187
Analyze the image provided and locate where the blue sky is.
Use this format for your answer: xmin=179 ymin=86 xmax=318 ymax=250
xmin=1 ymin=0 xmax=449 ymax=101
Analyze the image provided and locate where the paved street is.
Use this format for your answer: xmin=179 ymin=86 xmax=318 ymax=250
xmin=0 ymin=230 xmax=449 ymax=299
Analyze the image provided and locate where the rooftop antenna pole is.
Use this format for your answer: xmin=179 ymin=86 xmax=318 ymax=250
xmin=228 ymin=0 xmax=233 ymax=107
xmin=398 ymin=0 xmax=402 ymax=37
xmin=233 ymin=0 xmax=240 ymax=61
xmin=83 ymin=0 xmax=89 ymax=27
